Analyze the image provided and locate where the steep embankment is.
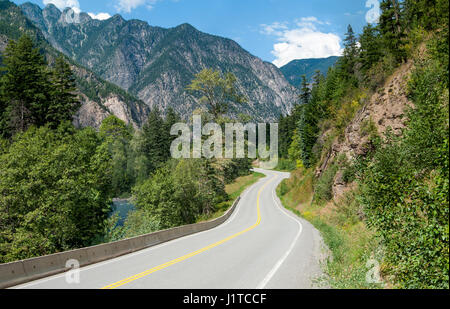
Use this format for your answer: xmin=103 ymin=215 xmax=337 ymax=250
xmin=277 ymin=19 xmax=448 ymax=288
xmin=277 ymin=59 xmax=416 ymax=289
xmin=319 ymin=61 xmax=414 ymax=200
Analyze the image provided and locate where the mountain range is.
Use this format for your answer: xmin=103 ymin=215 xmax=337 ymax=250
xmin=280 ymin=56 xmax=340 ymax=87
xmin=20 ymin=2 xmax=300 ymax=122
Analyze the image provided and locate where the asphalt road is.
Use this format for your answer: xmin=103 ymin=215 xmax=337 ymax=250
xmin=13 ymin=169 xmax=326 ymax=289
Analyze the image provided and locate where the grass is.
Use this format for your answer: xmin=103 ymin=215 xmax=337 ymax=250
xmin=196 ymin=172 xmax=266 ymax=223
xmin=276 ymin=168 xmax=385 ymax=289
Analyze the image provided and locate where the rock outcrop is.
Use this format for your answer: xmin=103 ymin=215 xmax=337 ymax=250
xmin=316 ymin=61 xmax=414 ymax=200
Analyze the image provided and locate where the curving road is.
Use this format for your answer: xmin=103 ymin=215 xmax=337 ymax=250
xmin=13 ymin=169 xmax=325 ymax=289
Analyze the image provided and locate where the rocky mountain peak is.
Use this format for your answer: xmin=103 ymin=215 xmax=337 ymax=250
xmin=20 ymin=1 xmax=299 ymax=121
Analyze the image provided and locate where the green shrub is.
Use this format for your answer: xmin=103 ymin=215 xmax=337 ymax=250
xmin=276 ymin=158 xmax=297 ymax=171
xmin=314 ymin=164 xmax=339 ymax=202
xmin=359 ymin=57 xmax=449 ymax=288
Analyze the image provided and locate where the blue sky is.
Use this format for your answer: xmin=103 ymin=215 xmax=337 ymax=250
xmin=12 ymin=0 xmax=380 ymax=67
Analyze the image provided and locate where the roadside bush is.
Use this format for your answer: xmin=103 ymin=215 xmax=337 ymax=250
xmin=359 ymin=58 xmax=449 ymax=288
xmin=276 ymin=158 xmax=297 ymax=171
xmin=314 ymin=164 xmax=339 ymax=202
xmin=132 ymin=159 xmax=228 ymax=230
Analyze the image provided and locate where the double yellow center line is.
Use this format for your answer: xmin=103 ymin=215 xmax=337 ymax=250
xmin=101 ymin=176 xmax=276 ymax=289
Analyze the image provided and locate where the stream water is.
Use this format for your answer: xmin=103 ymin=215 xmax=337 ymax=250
xmin=110 ymin=199 xmax=135 ymax=226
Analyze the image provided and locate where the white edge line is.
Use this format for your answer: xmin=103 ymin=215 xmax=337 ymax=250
xmin=14 ymin=173 xmax=269 ymax=289
xmin=256 ymin=176 xmax=303 ymax=289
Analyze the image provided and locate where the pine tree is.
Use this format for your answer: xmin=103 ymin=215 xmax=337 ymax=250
xmin=0 ymin=87 xmax=6 ymax=138
xmin=403 ymin=0 xmax=448 ymax=31
xmin=142 ymin=108 xmax=168 ymax=172
xmin=379 ymin=0 xmax=406 ymax=63
xmin=47 ymin=56 xmax=80 ymax=128
xmin=299 ymin=75 xmax=311 ymax=105
xmin=341 ymin=25 xmax=359 ymax=77
xmin=163 ymin=107 xmax=181 ymax=154
xmin=1 ymin=35 xmax=51 ymax=134
xmin=358 ymin=24 xmax=383 ymax=74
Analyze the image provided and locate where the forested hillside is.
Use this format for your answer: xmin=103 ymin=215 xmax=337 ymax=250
xmin=0 ymin=0 xmax=150 ymax=128
xmin=277 ymin=0 xmax=449 ymax=289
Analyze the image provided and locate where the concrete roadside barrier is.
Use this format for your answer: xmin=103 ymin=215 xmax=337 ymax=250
xmin=0 ymin=196 xmax=241 ymax=289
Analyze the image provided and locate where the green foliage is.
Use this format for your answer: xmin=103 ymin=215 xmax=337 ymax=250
xmin=221 ymin=158 xmax=252 ymax=184
xmin=132 ymin=159 xmax=227 ymax=230
xmin=104 ymin=210 xmax=161 ymax=243
xmin=403 ymin=0 xmax=449 ymax=31
xmin=274 ymin=0 xmax=449 ymax=289
xmin=99 ymin=115 xmax=132 ymax=141
xmin=358 ymin=24 xmax=383 ymax=80
xmin=98 ymin=110 xmax=182 ymax=197
xmin=298 ymin=101 xmax=319 ymax=168
xmin=99 ymin=116 xmax=134 ymax=197
xmin=359 ymin=56 xmax=449 ymax=288
xmin=340 ymin=25 xmax=359 ymax=78
xmin=187 ymin=68 xmax=247 ymax=119
xmin=142 ymin=108 xmax=171 ymax=173
xmin=0 ymin=123 xmax=113 ymax=262
xmin=287 ymin=130 xmax=301 ymax=163
xmin=0 ymin=35 xmax=80 ymax=136
xmin=1 ymin=35 xmax=51 ymax=133
xmin=379 ymin=0 xmax=406 ymax=63
xmin=314 ymin=163 xmax=339 ymax=203
xmin=47 ymin=55 xmax=80 ymax=128
xmin=278 ymin=104 xmax=302 ymax=159
xmin=299 ymin=75 xmax=311 ymax=105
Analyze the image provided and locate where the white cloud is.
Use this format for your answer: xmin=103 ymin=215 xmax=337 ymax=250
xmin=88 ymin=12 xmax=112 ymax=20
xmin=261 ymin=17 xmax=343 ymax=67
xmin=43 ymin=0 xmax=80 ymax=11
xmin=43 ymin=1 xmax=112 ymax=22
xmin=115 ymin=0 xmax=158 ymax=13
xmin=260 ymin=22 xmax=288 ymax=36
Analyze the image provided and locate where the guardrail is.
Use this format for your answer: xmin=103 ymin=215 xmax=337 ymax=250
xmin=0 ymin=196 xmax=241 ymax=289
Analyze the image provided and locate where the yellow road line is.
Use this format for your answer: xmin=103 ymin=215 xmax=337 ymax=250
xmin=101 ymin=175 xmax=276 ymax=289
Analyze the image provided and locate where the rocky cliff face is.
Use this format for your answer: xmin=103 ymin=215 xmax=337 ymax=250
xmin=69 ymin=64 xmax=150 ymax=128
xmin=0 ymin=0 xmax=149 ymax=128
xmin=316 ymin=61 xmax=414 ymax=200
xmin=21 ymin=2 xmax=299 ymax=121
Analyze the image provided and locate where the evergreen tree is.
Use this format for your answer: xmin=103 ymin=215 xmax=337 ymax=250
xmin=99 ymin=115 xmax=134 ymax=196
xmin=358 ymin=24 xmax=383 ymax=75
xmin=402 ymin=0 xmax=447 ymax=31
xmin=47 ymin=56 xmax=80 ymax=128
xmin=163 ymin=107 xmax=181 ymax=154
xmin=142 ymin=108 xmax=169 ymax=172
xmin=379 ymin=0 xmax=406 ymax=62
xmin=99 ymin=115 xmax=132 ymax=141
xmin=299 ymin=75 xmax=311 ymax=105
xmin=0 ymin=87 xmax=6 ymax=138
xmin=340 ymin=25 xmax=359 ymax=78
xmin=0 ymin=35 xmax=51 ymax=134
xmin=297 ymin=103 xmax=319 ymax=168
